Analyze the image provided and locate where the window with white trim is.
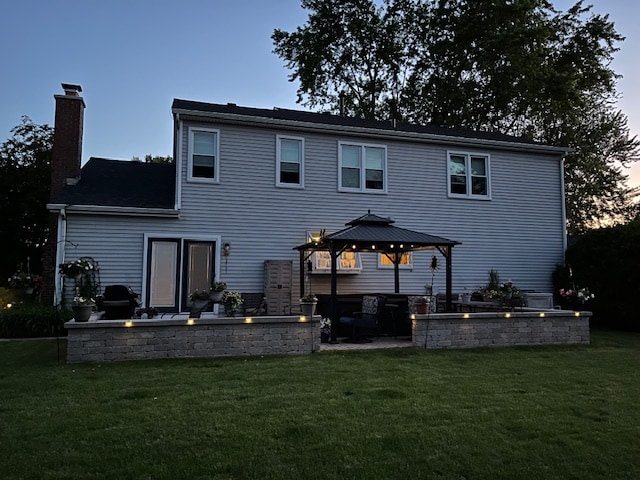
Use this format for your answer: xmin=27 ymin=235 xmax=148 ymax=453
xmin=339 ymin=142 xmax=387 ymax=193
xmin=306 ymin=231 xmax=362 ymax=274
xmin=276 ymin=135 xmax=304 ymax=187
xmin=188 ymin=127 xmax=219 ymax=182
xmin=378 ymin=252 xmax=413 ymax=269
xmin=447 ymin=152 xmax=490 ymax=199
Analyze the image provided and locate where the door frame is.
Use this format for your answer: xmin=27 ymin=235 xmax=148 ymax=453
xmin=142 ymin=233 xmax=222 ymax=313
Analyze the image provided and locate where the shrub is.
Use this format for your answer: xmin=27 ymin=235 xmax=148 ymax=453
xmin=565 ymin=218 xmax=640 ymax=331
xmin=0 ymin=304 xmax=72 ymax=338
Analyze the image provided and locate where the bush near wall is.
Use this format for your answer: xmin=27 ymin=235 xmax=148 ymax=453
xmin=0 ymin=297 xmax=72 ymax=338
xmin=565 ymin=218 xmax=640 ymax=331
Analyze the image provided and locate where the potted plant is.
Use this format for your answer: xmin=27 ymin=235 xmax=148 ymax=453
xmin=210 ymin=280 xmax=227 ymax=303
xmin=59 ymin=258 xmax=94 ymax=279
xmin=135 ymin=306 xmax=158 ymax=319
xmin=299 ymin=294 xmax=318 ymax=318
xmin=8 ymin=271 xmax=41 ymax=295
xmin=189 ymin=289 xmax=212 ymax=311
xmin=414 ymin=296 xmax=430 ymax=314
xmin=559 ymin=287 xmax=594 ymax=311
xmin=222 ymin=290 xmax=243 ymax=316
xmin=72 ymin=296 xmax=95 ymax=322
xmin=320 ymin=317 xmax=331 ymax=343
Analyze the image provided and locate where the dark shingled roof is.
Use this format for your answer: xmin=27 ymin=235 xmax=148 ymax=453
xmin=172 ymin=99 xmax=541 ymax=146
xmin=50 ymin=157 xmax=176 ymax=209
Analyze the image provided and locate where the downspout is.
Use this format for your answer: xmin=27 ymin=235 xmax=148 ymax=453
xmin=560 ymin=157 xmax=567 ymax=256
xmin=54 ymin=207 xmax=67 ymax=306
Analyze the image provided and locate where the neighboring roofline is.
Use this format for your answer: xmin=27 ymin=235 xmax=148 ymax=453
xmin=172 ymin=106 xmax=571 ymax=156
xmin=47 ymin=203 xmax=180 ymax=218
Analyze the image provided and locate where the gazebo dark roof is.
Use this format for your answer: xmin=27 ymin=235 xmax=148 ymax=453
xmin=294 ymin=213 xmax=461 ymax=339
xmin=294 ymin=212 xmax=460 ymax=253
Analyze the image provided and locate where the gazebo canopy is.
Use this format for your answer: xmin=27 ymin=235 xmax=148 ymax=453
xmin=293 ymin=212 xmax=461 ymax=340
xmin=295 ymin=211 xmax=459 ymax=253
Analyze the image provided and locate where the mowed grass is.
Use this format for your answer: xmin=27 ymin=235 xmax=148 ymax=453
xmin=1 ymin=331 xmax=639 ymax=479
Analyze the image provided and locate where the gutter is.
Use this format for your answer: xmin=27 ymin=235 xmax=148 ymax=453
xmin=46 ymin=204 xmax=180 ymax=218
xmin=54 ymin=208 xmax=66 ymax=306
xmin=172 ymin=108 xmax=572 ymax=156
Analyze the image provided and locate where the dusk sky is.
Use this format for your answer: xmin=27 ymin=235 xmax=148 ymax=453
xmin=1 ymin=0 xmax=638 ymax=186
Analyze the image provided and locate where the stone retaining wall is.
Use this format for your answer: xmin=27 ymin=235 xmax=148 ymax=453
xmin=412 ymin=310 xmax=590 ymax=349
xmin=66 ymin=316 xmax=320 ymax=363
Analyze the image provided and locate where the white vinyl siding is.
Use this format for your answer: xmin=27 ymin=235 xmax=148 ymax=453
xmin=447 ymin=151 xmax=491 ymax=199
xmin=276 ymin=135 xmax=304 ymax=187
xmin=188 ymin=127 xmax=219 ymax=183
xmin=338 ymin=142 xmax=387 ymax=193
xmin=59 ymin=120 xmax=565 ymax=309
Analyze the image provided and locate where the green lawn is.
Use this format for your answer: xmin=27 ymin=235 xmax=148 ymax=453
xmin=1 ymin=331 xmax=639 ymax=479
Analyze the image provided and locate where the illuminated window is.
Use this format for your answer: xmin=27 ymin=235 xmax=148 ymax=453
xmin=378 ymin=252 xmax=413 ymax=269
xmin=307 ymin=232 xmax=362 ymax=274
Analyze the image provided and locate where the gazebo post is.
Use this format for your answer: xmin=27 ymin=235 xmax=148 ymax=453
xmin=299 ymin=250 xmax=305 ymax=299
xmin=330 ymin=242 xmax=339 ymax=343
xmin=393 ymin=252 xmax=400 ymax=294
xmin=445 ymin=247 xmax=453 ymax=311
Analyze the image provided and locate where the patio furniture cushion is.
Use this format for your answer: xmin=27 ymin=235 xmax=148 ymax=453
xmin=339 ymin=295 xmax=387 ymax=342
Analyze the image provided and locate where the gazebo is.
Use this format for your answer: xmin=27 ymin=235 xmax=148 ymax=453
xmin=293 ymin=212 xmax=461 ymax=340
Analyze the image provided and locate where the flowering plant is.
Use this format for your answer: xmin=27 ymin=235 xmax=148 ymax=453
xmin=189 ymin=290 xmax=211 ymax=301
xmin=59 ymin=259 xmax=94 ymax=277
xmin=559 ymin=287 xmax=594 ymax=303
xmin=300 ymin=294 xmax=318 ymax=303
xmin=8 ymin=271 xmax=41 ymax=289
xmin=222 ymin=291 xmax=244 ymax=310
xmin=135 ymin=306 xmax=158 ymax=318
xmin=211 ymin=281 xmax=227 ymax=292
xmin=320 ymin=317 xmax=331 ymax=334
xmin=73 ymin=296 xmax=95 ymax=306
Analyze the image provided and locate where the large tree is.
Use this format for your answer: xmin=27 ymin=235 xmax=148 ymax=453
xmin=0 ymin=117 xmax=53 ymax=282
xmin=273 ymin=0 xmax=639 ymax=233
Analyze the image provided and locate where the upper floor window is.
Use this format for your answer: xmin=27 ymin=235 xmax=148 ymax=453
xmin=188 ymin=127 xmax=219 ymax=182
xmin=276 ymin=135 xmax=304 ymax=187
xmin=447 ymin=151 xmax=490 ymax=199
xmin=339 ymin=142 xmax=387 ymax=193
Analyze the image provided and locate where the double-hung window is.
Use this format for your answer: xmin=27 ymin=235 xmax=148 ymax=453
xmin=339 ymin=142 xmax=387 ymax=193
xmin=188 ymin=127 xmax=219 ymax=182
xmin=276 ymin=135 xmax=304 ymax=187
xmin=378 ymin=252 xmax=413 ymax=269
xmin=447 ymin=151 xmax=490 ymax=199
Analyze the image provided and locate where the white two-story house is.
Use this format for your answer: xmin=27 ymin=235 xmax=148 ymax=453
xmin=47 ymin=84 xmax=568 ymax=314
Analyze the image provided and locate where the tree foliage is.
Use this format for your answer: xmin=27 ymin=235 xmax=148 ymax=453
xmin=0 ymin=117 xmax=53 ymax=282
xmin=564 ymin=218 xmax=640 ymax=331
xmin=273 ymin=0 xmax=639 ymax=233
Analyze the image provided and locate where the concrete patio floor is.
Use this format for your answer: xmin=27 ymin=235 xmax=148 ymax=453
xmin=318 ymin=336 xmax=414 ymax=351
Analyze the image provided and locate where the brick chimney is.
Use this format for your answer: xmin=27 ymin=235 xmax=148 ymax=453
xmin=42 ymin=83 xmax=85 ymax=305
xmin=50 ymin=83 xmax=85 ymax=198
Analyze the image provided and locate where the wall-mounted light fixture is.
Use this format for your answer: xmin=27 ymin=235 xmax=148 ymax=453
xmin=223 ymin=242 xmax=231 ymax=273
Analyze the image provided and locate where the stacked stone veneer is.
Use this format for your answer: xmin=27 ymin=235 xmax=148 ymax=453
xmin=66 ymin=316 xmax=320 ymax=363
xmin=412 ymin=310 xmax=590 ymax=349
